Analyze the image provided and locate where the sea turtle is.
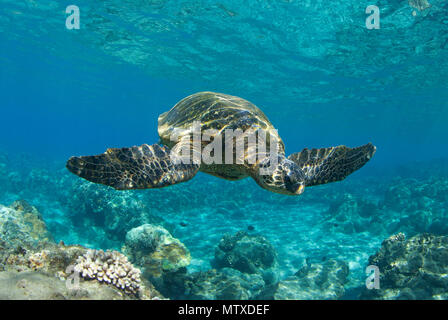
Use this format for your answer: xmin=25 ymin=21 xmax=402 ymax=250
xmin=66 ymin=92 xmax=376 ymax=195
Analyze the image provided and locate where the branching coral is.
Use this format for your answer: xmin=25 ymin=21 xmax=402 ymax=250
xmin=74 ymin=249 xmax=141 ymax=294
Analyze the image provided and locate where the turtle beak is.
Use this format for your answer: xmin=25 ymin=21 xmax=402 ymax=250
xmin=284 ymin=170 xmax=305 ymax=195
xmin=295 ymin=184 xmax=305 ymax=195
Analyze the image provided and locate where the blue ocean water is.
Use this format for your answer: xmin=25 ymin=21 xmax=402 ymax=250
xmin=1 ymin=0 xmax=448 ymax=300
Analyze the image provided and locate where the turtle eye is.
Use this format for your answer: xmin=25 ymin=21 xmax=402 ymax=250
xmin=284 ymin=173 xmax=295 ymax=188
xmin=284 ymin=171 xmax=302 ymax=194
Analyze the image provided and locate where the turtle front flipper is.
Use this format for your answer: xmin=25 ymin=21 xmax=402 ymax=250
xmin=66 ymin=144 xmax=199 ymax=190
xmin=287 ymin=143 xmax=376 ymax=187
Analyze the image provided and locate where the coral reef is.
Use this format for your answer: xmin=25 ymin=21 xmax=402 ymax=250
xmin=0 ymin=200 xmax=163 ymax=300
xmin=124 ymin=230 xmax=281 ymax=300
xmin=66 ymin=181 xmax=171 ymax=242
xmin=0 ymin=200 xmax=53 ymax=246
xmin=123 ymin=224 xmax=191 ymax=276
xmin=323 ymin=177 xmax=448 ymax=239
xmin=74 ymin=249 xmax=142 ymax=295
xmin=382 ymin=178 xmax=448 ymax=236
xmin=183 ymin=268 xmax=265 ymax=300
xmin=0 ymin=239 xmax=163 ymax=299
xmin=408 ymin=0 xmax=431 ymax=12
xmin=321 ymin=194 xmax=384 ymax=235
xmin=0 ymin=271 xmax=139 ymax=300
xmin=2 ymin=149 xmax=448 ymax=300
xmin=360 ymin=233 xmax=448 ymax=300
xmin=0 ymin=161 xmax=173 ymax=247
xmin=208 ymin=231 xmax=279 ymax=299
xmin=122 ymin=224 xmax=191 ymax=297
xmin=212 ymin=231 xmax=278 ymax=282
xmin=274 ymin=259 xmax=349 ymax=300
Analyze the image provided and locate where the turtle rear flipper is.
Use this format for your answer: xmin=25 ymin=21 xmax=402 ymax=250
xmin=288 ymin=143 xmax=376 ymax=187
xmin=66 ymin=144 xmax=199 ymax=190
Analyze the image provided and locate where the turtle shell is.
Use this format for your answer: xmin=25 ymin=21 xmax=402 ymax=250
xmin=158 ymin=91 xmax=285 ymax=153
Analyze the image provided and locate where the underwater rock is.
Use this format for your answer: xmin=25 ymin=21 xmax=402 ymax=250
xmin=185 ymin=269 xmax=247 ymax=300
xmin=360 ymin=233 xmax=448 ymax=300
xmin=0 ymin=271 xmax=138 ymax=300
xmin=138 ymin=230 xmax=279 ymax=300
xmin=383 ymin=178 xmax=447 ymax=213
xmin=0 ymin=236 xmax=85 ymax=276
xmin=274 ymin=259 xmax=349 ymax=300
xmin=122 ymin=224 xmax=191 ymax=295
xmin=67 ymin=181 xmax=170 ymax=241
xmin=26 ymin=169 xmax=55 ymax=196
xmin=382 ymin=178 xmax=448 ymax=236
xmin=183 ymin=268 xmax=264 ymax=300
xmin=322 ymin=194 xmax=383 ymax=235
xmin=426 ymin=179 xmax=448 ymax=203
xmin=408 ymin=0 xmax=431 ymax=12
xmin=123 ymin=224 xmax=191 ymax=274
xmin=0 ymin=204 xmax=163 ymax=300
xmin=384 ymin=182 xmax=414 ymax=212
xmin=212 ymin=231 xmax=279 ymax=287
xmin=0 ymin=239 xmax=163 ymax=300
xmin=0 ymin=200 xmax=53 ymax=246
xmin=219 ymin=267 xmax=274 ymax=299
xmin=428 ymin=219 xmax=448 ymax=236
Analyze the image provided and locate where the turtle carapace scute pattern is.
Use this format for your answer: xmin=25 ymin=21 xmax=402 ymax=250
xmin=66 ymin=92 xmax=376 ymax=196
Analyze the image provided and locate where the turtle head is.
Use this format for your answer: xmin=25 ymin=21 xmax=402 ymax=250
xmin=254 ymin=156 xmax=306 ymax=195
